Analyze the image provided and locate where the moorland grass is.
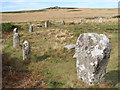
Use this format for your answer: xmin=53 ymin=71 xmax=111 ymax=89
xmin=2 ymin=21 xmax=119 ymax=88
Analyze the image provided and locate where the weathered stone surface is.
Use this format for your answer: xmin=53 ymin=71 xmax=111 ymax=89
xmin=75 ymin=33 xmax=111 ymax=85
xmin=22 ymin=41 xmax=31 ymax=60
xmin=99 ymin=18 xmax=103 ymax=23
xmin=13 ymin=28 xmax=18 ymax=34
xmin=64 ymin=44 xmax=75 ymax=50
xmin=13 ymin=33 xmax=20 ymax=48
xmin=29 ymin=25 xmax=33 ymax=32
xmin=45 ymin=20 xmax=49 ymax=28
xmin=61 ymin=20 xmax=65 ymax=25
xmin=73 ymin=53 xmax=78 ymax=58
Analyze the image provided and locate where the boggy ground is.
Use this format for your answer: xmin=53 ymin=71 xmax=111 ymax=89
xmin=2 ymin=19 xmax=119 ymax=88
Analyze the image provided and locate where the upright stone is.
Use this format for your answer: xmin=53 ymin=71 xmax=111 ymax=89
xmin=45 ymin=20 xmax=49 ymax=28
xmin=22 ymin=41 xmax=31 ymax=60
xmin=81 ymin=18 xmax=84 ymax=24
xmin=13 ymin=33 xmax=20 ymax=48
xmin=99 ymin=18 xmax=103 ymax=23
xmin=13 ymin=28 xmax=18 ymax=34
xmin=29 ymin=25 xmax=33 ymax=32
xmin=75 ymin=33 xmax=111 ymax=85
xmin=61 ymin=20 xmax=65 ymax=25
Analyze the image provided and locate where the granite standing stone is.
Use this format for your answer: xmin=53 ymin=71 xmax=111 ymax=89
xmin=29 ymin=25 xmax=33 ymax=32
xmin=13 ymin=33 xmax=20 ymax=48
xmin=13 ymin=28 xmax=18 ymax=34
xmin=45 ymin=20 xmax=49 ymax=28
xmin=99 ymin=18 xmax=103 ymax=23
xmin=61 ymin=20 xmax=65 ymax=25
xmin=75 ymin=33 xmax=111 ymax=85
xmin=81 ymin=18 xmax=84 ymax=24
xmin=22 ymin=41 xmax=31 ymax=60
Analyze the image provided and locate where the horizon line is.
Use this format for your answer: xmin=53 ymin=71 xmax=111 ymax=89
xmin=1 ymin=7 xmax=118 ymax=12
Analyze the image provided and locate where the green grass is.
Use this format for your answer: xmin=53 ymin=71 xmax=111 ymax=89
xmin=1 ymin=23 xmax=22 ymax=33
xmin=112 ymin=15 xmax=120 ymax=18
xmin=2 ymin=21 xmax=119 ymax=88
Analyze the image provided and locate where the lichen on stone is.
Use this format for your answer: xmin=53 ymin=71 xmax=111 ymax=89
xmin=75 ymin=33 xmax=111 ymax=85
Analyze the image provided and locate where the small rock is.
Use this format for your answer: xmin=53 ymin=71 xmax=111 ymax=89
xmin=64 ymin=44 xmax=76 ymax=50
xmin=34 ymin=24 xmax=42 ymax=27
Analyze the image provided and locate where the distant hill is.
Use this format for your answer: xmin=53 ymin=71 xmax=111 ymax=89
xmin=2 ymin=6 xmax=77 ymax=13
xmin=46 ymin=6 xmax=77 ymax=9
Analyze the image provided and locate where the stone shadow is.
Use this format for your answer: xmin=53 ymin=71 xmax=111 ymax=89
xmin=106 ymin=70 xmax=119 ymax=86
xmin=36 ymin=54 xmax=50 ymax=62
xmin=2 ymin=52 xmax=31 ymax=72
xmin=2 ymin=52 xmax=31 ymax=87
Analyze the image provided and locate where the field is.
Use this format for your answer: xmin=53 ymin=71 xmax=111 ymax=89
xmin=1 ymin=8 xmax=118 ymax=23
xmin=1 ymin=8 xmax=119 ymax=88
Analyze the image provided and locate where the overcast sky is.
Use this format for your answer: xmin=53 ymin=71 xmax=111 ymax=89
xmin=1 ymin=0 xmax=119 ymax=12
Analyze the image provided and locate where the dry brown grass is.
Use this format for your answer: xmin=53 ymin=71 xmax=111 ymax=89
xmin=1 ymin=8 xmax=118 ymax=23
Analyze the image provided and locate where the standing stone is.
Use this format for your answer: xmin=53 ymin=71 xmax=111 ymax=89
xmin=29 ymin=25 xmax=33 ymax=32
xmin=13 ymin=33 xmax=20 ymax=48
xmin=75 ymin=33 xmax=111 ymax=85
xmin=81 ymin=18 xmax=84 ymax=24
xmin=61 ymin=20 xmax=65 ymax=25
xmin=13 ymin=28 xmax=18 ymax=34
xmin=99 ymin=18 xmax=103 ymax=23
xmin=45 ymin=20 xmax=49 ymax=28
xmin=22 ymin=41 xmax=31 ymax=60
